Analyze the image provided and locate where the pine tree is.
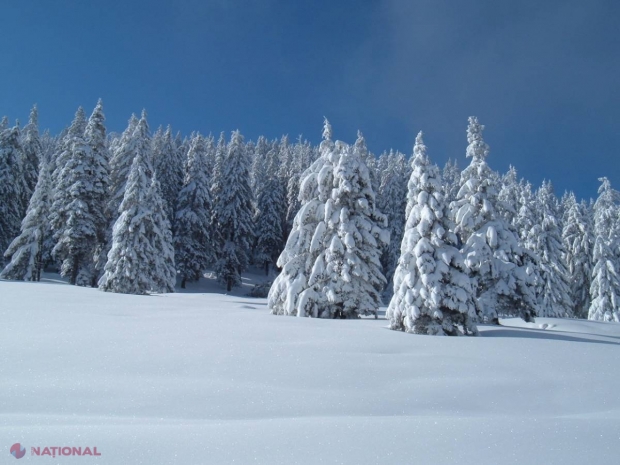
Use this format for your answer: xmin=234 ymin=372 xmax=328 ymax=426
xmin=387 ymin=132 xmax=478 ymax=335
xmin=0 ymin=126 xmax=25 ymax=261
xmin=562 ymin=192 xmax=594 ymax=318
xmin=378 ymin=147 xmax=409 ymax=291
xmin=452 ymin=117 xmax=538 ymax=323
xmin=1 ymin=162 xmax=52 ymax=281
xmin=154 ymin=125 xmax=183 ymax=228
xmin=213 ymin=130 xmax=254 ymax=291
xmin=51 ymin=107 xmax=86 ymax=188
xmin=269 ymin=120 xmax=388 ymax=318
xmin=174 ymin=134 xmax=215 ymax=288
xmin=533 ymin=181 xmax=572 ymax=317
xmin=84 ymin=99 xmax=110 ymax=285
xmin=497 ymin=166 xmax=520 ymax=227
xmin=588 ymin=177 xmax=620 ymax=322
xmin=254 ymin=147 xmax=284 ymax=275
xmin=269 ymin=119 xmax=337 ymax=316
xmin=107 ymin=114 xmax=139 ymax=224
xmin=20 ymin=105 xmax=42 ymax=210
xmin=99 ymin=148 xmax=156 ymax=294
xmin=146 ymin=175 xmax=176 ymax=293
xmin=442 ymin=159 xmax=461 ymax=205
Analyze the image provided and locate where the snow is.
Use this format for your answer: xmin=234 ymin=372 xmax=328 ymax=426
xmin=2 ymin=275 xmax=620 ymax=464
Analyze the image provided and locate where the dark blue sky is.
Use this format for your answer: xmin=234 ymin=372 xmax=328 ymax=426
xmin=1 ymin=0 xmax=618 ymax=200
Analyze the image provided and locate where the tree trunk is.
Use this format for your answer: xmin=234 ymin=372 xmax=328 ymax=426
xmin=227 ymin=277 xmax=232 ymax=292
xmin=181 ymin=277 xmax=186 ymax=289
xmin=264 ymin=261 xmax=269 ymax=276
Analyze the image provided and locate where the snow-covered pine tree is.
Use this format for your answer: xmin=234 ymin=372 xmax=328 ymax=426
xmin=254 ymin=146 xmax=285 ymax=275
xmin=50 ymin=133 xmax=99 ymax=285
xmin=497 ymin=165 xmax=520 ymax=227
xmin=562 ymin=192 xmax=594 ymax=318
xmin=99 ymin=147 xmax=155 ymax=294
xmin=378 ymin=147 xmax=409 ymax=291
xmin=269 ymin=120 xmax=389 ymax=318
xmin=588 ymin=177 xmax=620 ymax=322
xmin=146 ymin=174 xmax=176 ymax=293
xmin=107 ymin=114 xmax=139 ymax=224
xmin=213 ymin=130 xmax=254 ymax=291
xmin=84 ymin=99 xmax=110 ymax=285
xmin=51 ymin=107 xmax=86 ymax=188
xmin=300 ymin=138 xmax=389 ymax=319
xmin=0 ymin=125 xmax=25 ymax=262
xmin=269 ymin=119 xmax=336 ymax=316
xmin=153 ymin=125 xmax=183 ymax=228
xmin=250 ymin=135 xmax=270 ymax=199
xmin=532 ymin=181 xmax=572 ymax=317
xmin=0 ymin=116 xmax=8 ymax=131
xmin=442 ymin=159 xmax=461 ymax=205
xmin=174 ymin=134 xmax=215 ymax=288
xmin=210 ymin=132 xmax=227 ymax=206
xmin=285 ymin=137 xmax=310 ymax=233
xmin=1 ymin=161 xmax=52 ymax=281
xmin=387 ymin=132 xmax=478 ymax=335
xmin=20 ymin=105 xmax=42 ymax=211
xmin=452 ymin=117 xmax=538 ymax=323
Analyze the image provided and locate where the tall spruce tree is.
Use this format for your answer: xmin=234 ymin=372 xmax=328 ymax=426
xmin=533 ymin=181 xmax=572 ymax=317
xmin=20 ymin=105 xmax=42 ymax=211
xmin=153 ymin=125 xmax=183 ymax=227
xmin=84 ymin=99 xmax=110 ymax=285
xmin=588 ymin=178 xmax=620 ymax=322
xmin=387 ymin=132 xmax=478 ymax=335
xmin=562 ymin=192 xmax=594 ymax=318
xmin=269 ymin=120 xmax=388 ymax=318
xmin=378 ymin=147 xmax=409 ymax=291
xmin=254 ymin=147 xmax=285 ymax=275
xmin=451 ymin=117 xmax=538 ymax=322
xmin=269 ymin=119 xmax=337 ymax=316
xmin=213 ymin=130 xmax=254 ymax=291
xmin=174 ymin=134 xmax=215 ymax=288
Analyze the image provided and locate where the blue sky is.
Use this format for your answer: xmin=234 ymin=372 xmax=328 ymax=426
xmin=1 ymin=0 xmax=618 ymax=200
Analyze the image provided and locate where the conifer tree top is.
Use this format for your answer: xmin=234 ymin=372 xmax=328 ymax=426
xmin=466 ymin=116 xmax=489 ymax=161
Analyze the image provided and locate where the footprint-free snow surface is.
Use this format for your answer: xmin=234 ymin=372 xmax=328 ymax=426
xmin=1 ymin=274 xmax=619 ymax=464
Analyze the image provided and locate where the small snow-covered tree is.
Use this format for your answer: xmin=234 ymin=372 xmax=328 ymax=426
xmin=452 ymin=117 xmax=538 ymax=322
xmin=174 ymin=134 xmax=216 ymax=288
xmin=387 ymin=132 xmax=478 ymax=335
xmin=0 ymin=126 xmax=25 ymax=261
xmin=1 ymin=162 xmax=52 ymax=281
xmin=562 ymin=192 xmax=594 ymax=318
xmin=588 ymin=178 xmax=620 ymax=322
xmin=213 ymin=130 xmax=254 ymax=291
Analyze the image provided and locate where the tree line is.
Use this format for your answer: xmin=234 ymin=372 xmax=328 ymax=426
xmin=1 ymin=102 xmax=618 ymax=334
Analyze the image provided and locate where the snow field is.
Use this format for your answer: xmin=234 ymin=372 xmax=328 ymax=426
xmin=1 ymin=278 xmax=620 ymax=464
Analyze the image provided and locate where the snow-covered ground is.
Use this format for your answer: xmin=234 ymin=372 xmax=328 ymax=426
xmin=1 ymin=273 xmax=619 ymax=464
